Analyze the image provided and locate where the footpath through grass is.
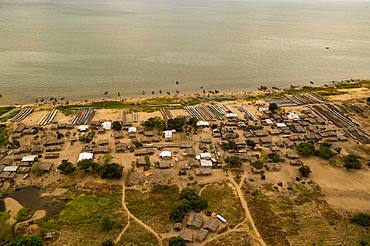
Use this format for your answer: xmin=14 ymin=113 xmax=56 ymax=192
xmin=118 ymin=220 xmax=159 ymax=246
xmin=126 ymin=184 xmax=179 ymax=233
xmin=200 ymin=183 xmax=244 ymax=228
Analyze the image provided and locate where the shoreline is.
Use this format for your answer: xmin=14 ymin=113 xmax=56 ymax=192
xmin=0 ymin=78 xmax=368 ymax=109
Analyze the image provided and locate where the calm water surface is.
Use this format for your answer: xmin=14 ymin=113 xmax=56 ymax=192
xmin=1 ymin=0 xmax=370 ymax=103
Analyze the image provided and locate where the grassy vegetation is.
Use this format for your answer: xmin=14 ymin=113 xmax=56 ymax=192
xmin=205 ymin=231 xmax=253 ymax=246
xmin=16 ymin=208 xmax=29 ymax=222
xmin=0 ymin=109 xmax=20 ymax=122
xmin=0 ymin=106 xmax=14 ymax=116
xmin=0 ymin=124 xmax=8 ymax=146
xmin=335 ymin=82 xmax=363 ymax=89
xmin=200 ymin=184 xmax=244 ymax=228
xmin=39 ymin=187 xmax=126 ymax=245
xmin=57 ymin=97 xmax=200 ymax=114
xmin=0 ymin=212 xmax=12 ymax=244
xmin=118 ymin=221 xmax=159 ymax=246
xmin=126 ymin=185 xmax=179 ymax=233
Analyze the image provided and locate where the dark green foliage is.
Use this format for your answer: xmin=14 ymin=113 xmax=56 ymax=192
xmin=317 ymin=146 xmax=335 ymax=159
xmin=9 ymin=235 xmax=43 ymax=246
xmin=170 ymin=188 xmax=208 ymax=223
xmin=0 ymin=124 xmax=7 ymax=146
xmin=268 ymin=103 xmax=278 ymax=112
xmin=211 ymin=123 xmax=218 ymax=129
xmin=142 ymin=117 xmax=165 ymax=130
xmin=151 ymin=184 xmax=174 ymax=193
xmin=221 ymin=140 xmax=237 ymax=151
xmin=169 ymin=236 xmax=186 ymax=246
xmin=132 ymin=141 xmax=143 ymax=148
xmin=58 ymin=160 xmax=76 ymax=174
xmin=246 ymin=139 xmax=256 ymax=148
xmin=344 ymin=154 xmax=361 ymax=169
xmin=248 ymin=125 xmax=263 ymax=130
xmin=350 ymin=213 xmax=370 ymax=227
xmin=224 ymin=156 xmax=243 ymax=167
xmin=16 ymin=208 xmax=29 ymax=222
xmin=101 ymin=239 xmax=115 ymax=246
xmin=367 ymin=97 xmax=370 ymax=103
xmin=97 ymin=163 xmax=123 ymax=179
xmin=100 ymin=216 xmax=114 ymax=232
xmin=268 ymin=153 xmax=282 ymax=163
xmin=112 ymin=121 xmax=122 ymax=131
xmin=10 ymin=139 xmax=20 ymax=149
xmin=298 ymin=165 xmax=311 ymax=178
xmin=251 ymin=160 xmax=263 ymax=169
xmin=77 ymin=159 xmax=95 ymax=171
xmin=167 ymin=117 xmax=185 ymax=131
xmin=297 ymin=142 xmax=315 ymax=157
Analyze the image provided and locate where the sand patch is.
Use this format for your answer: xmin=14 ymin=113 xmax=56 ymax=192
xmin=4 ymin=197 xmax=23 ymax=225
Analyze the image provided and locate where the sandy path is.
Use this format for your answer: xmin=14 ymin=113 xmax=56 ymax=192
xmin=4 ymin=197 xmax=23 ymax=225
xmin=228 ymin=176 xmax=266 ymax=246
xmin=115 ymin=175 xmax=163 ymax=245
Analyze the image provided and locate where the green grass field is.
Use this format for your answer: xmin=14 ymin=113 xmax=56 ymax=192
xmin=118 ymin=221 xmax=159 ymax=246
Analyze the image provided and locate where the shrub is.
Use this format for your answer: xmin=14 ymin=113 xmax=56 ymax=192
xmin=132 ymin=141 xmax=143 ymax=148
xmin=246 ymin=139 xmax=256 ymax=148
xmin=298 ymin=165 xmax=311 ymax=178
xmin=101 ymin=216 xmax=114 ymax=232
xmin=16 ymin=208 xmax=29 ymax=222
xmin=58 ymin=160 xmax=76 ymax=174
xmin=221 ymin=140 xmax=237 ymax=151
xmin=269 ymin=103 xmax=278 ymax=112
xmin=350 ymin=213 xmax=370 ymax=227
xmin=169 ymin=236 xmax=186 ymax=246
xmin=297 ymin=142 xmax=315 ymax=157
xmin=142 ymin=117 xmax=165 ymax=130
xmin=268 ymin=153 xmax=282 ymax=163
xmin=317 ymin=146 xmax=335 ymax=159
xmin=251 ymin=160 xmax=263 ymax=169
xmin=77 ymin=159 xmax=95 ymax=171
xmin=167 ymin=118 xmax=185 ymax=131
xmin=344 ymin=154 xmax=361 ymax=169
xmin=224 ymin=156 xmax=242 ymax=168
xmin=112 ymin=121 xmax=122 ymax=131
xmin=248 ymin=125 xmax=263 ymax=130
xmin=97 ymin=163 xmax=123 ymax=179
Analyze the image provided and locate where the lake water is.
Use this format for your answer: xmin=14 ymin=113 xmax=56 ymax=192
xmin=1 ymin=0 xmax=370 ymax=104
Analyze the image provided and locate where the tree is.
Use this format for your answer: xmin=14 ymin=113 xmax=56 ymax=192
xmin=58 ymin=160 xmax=76 ymax=174
xmin=169 ymin=237 xmax=186 ymax=246
xmin=344 ymin=154 xmax=361 ymax=169
xmin=269 ymin=103 xmax=278 ymax=112
xmin=296 ymin=142 xmax=315 ymax=157
xmin=298 ymin=165 xmax=311 ymax=178
xmin=350 ymin=213 xmax=370 ymax=227
xmin=97 ymin=163 xmax=123 ymax=179
xmin=167 ymin=118 xmax=185 ymax=131
xmin=246 ymin=139 xmax=256 ymax=148
xmin=251 ymin=160 xmax=263 ymax=169
xmin=367 ymin=97 xmax=370 ymax=104
xmin=221 ymin=140 xmax=237 ymax=151
xmin=142 ymin=117 xmax=165 ymax=130
xmin=180 ymin=188 xmax=199 ymax=201
xmin=224 ymin=156 xmax=242 ymax=168
xmin=112 ymin=121 xmax=122 ymax=131
xmin=268 ymin=153 xmax=282 ymax=163
xmin=77 ymin=159 xmax=95 ymax=171
xmin=317 ymin=146 xmax=335 ymax=159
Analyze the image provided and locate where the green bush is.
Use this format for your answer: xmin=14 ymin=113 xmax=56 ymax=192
xmin=268 ymin=103 xmax=278 ymax=112
xmin=297 ymin=142 xmax=315 ymax=157
xmin=142 ymin=117 xmax=165 ymax=130
xmin=97 ymin=163 xmax=123 ymax=179
xmin=222 ymin=140 xmax=237 ymax=151
xmin=167 ymin=118 xmax=185 ymax=131
xmin=16 ymin=208 xmax=29 ymax=222
xmin=317 ymin=146 xmax=335 ymax=159
xmin=224 ymin=156 xmax=242 ymax=167
xmin=350 ymin=213 xmax=370 ymax=227
xmin=77 ymin=159 xmax=95 ymax=171
xmin=268 ymin=153 xmax=282 ymax=163
xmin=246 ymin=139 xmax=256 ymax=148
xmin=248 ymin=125 xmax=263 ymax=130
xmin=100 ymin=216 xmax=114 ymax=232
xmin=112 ymin=121 xmax=122 ymax=131
xmin=298 ymin=165 xmax=311 ymax=178
xmin=169 ymin=236 xmax=186 ymax=246
xmin=344 ymin=154 xmax=361 ymax=169
xmin=58 ymin=160 xmax=76 ymax=174
xmin=251 ymin=160 xmax=263 ymax=169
